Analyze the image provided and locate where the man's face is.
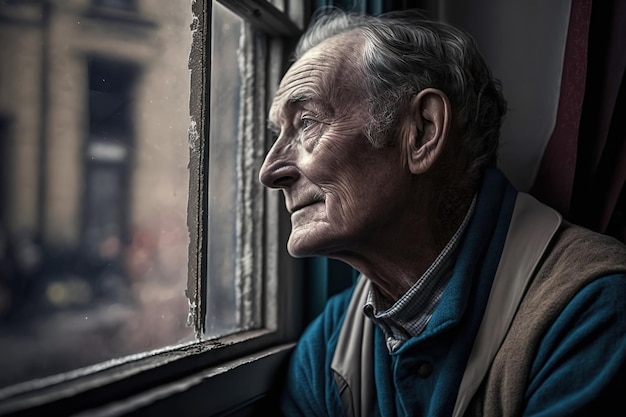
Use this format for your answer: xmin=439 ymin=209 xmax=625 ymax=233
xmin=259 ymin=33 xmax=411 ymax=258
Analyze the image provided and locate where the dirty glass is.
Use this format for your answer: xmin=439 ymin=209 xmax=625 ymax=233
xmin=205 ymin=1 xmax=266 ymax=337
xmin=0 ymin=1 xmax=195 ymax=388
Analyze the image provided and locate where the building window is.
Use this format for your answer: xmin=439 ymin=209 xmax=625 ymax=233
xmin=0 ymin=0 xmax=302 ymax=413
xmin=83 ymin=58 xmax=136 ymax=261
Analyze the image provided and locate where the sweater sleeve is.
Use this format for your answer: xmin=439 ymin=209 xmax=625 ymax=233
xmin=280 ymin=287 xmax=354 ymax=417
xmin=522 ymin=273 xmax=626 ymax=417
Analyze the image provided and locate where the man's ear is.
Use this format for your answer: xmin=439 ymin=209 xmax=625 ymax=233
xmin=402 ymin=88 xmax=451 ymax=175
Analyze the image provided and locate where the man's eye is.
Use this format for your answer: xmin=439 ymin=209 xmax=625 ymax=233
xmin=301 ymin=116 xmax=316 ymax=130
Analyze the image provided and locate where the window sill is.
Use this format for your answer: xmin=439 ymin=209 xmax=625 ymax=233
xmin=0 ymin=332 xmax=295 ymax=417
xmin=73 ymin=343 xmax=295 ymax=417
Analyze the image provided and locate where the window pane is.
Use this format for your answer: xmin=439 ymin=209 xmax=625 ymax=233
xmin=206 ymin=1 xmax=266 ymax=337
xmin=0 ymin=1 xmax=194 ymax=388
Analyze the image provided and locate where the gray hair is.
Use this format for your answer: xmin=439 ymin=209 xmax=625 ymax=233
xmin=294 ymin=9 xmax=507 ymax=177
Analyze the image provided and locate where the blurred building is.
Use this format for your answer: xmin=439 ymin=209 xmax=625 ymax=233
xmin=0 ymin=0 xmax=193 ymax=385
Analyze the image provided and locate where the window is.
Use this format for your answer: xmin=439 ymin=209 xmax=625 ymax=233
xmin=0 ymin=0 xmax=304 ymax=414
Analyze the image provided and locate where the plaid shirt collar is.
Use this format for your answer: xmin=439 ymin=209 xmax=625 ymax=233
xmin=364 ymin=197 xmax=476 ymax=352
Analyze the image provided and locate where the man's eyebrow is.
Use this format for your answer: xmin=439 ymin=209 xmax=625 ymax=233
xmin=268 ymin=91 xmax=316 ymax=125
xmin=268 ymin=90 xmax=332 ymax=132
xmin=286 ymin=92 xmax=333 ymax=117
xmin=286 ymin=91 xmax=316 ymax=106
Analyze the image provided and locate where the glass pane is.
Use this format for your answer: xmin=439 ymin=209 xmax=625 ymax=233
xmin=206 ymin=1 xmax=266 ymax=337
xmin=0 ymin=1 xmax=194 ymax=388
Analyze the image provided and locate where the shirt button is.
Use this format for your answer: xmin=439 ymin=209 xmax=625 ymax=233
xmin=417 ymin=362 xmax=433 ymax=378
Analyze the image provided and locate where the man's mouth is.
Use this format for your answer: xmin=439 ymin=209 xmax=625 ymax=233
xmin=289 ymin=200 xmax=324 ymax=214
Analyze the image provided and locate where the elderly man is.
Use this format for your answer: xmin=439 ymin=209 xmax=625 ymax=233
xmin=259 ymin=9 xmax=626 ymax=417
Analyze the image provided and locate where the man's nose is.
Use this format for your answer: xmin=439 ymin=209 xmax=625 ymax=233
xmin=258 ymin=141 xmax=299 ymax=189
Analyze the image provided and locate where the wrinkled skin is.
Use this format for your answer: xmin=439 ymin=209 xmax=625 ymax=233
xmin=259 ymin=31 xmax=451 ymax=302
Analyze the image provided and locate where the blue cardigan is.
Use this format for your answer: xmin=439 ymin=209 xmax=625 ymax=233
xmin=280 ymin=170 xmax=626 ymax=416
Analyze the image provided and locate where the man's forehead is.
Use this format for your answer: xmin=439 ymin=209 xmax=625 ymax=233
xmin=269 ymin=32 xmax=364 ymax=122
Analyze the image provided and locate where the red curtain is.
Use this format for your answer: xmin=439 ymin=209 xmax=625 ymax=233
xmin=531 ymin=0 xmax=626 ymax=243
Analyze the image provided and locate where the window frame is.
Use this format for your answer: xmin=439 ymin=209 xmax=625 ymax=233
xmin=0 ymin=1 xmax=306 ymax=415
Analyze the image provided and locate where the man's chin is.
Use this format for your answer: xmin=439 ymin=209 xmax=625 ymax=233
xmin=287 ymin=233 xmax=346 ymax=259
xmin=287 ymin=235 xmax=326 ymax=258
xmin=287 ymin=242 xmax=317 ymax=258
